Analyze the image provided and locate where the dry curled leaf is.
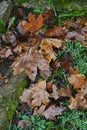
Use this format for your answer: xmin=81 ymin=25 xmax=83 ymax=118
xmin=68 ymin=74 xmax=85 ymax=90
xmin=12 ymin=51 xmax=51 ymax=81
xmin=42 ymin=105 xmax=65 ymax=120
xmin=39 ymin=38 xmax=62 ymax=62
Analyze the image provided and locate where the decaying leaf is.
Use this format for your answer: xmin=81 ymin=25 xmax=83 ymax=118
xmin=42 ymin=105 xmax=65 ymax=120
xmin=68 ymin=74 xmax=86 ymax=90
xmin=39 ymin=38 xmax=62 ymax=62
xmin=69 ymin=81 xmax=87 ymax=110
xmin=12 ymin=51 xmax=51 ymax=81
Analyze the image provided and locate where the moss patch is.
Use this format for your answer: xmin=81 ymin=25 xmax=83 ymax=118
xmin=7 ymin=79 xmax=28 ymax=121
xmin=16 ymin=80 xmax=28 ymax=97
xmin=7 ymin=99 xmax=18 ymax=120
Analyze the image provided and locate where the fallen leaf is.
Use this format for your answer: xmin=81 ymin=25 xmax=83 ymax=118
xmin=51 ymin=85 xmax=59 ymax=100
xmin=20 ymin=89 xmax=32 ymax=105
xmin=69 ymin=67 xmax=79 ymax=74
xmin=76 ymin=17 xmax=87 ymax=26
xmin=69 ymin=81 xmax=87 ymax=110
xmin=18 ymin=120 xmax=31 ymax=129
xmin=22 ymin=13 xmax=44 ymax=33
xmin=33 ymin=105 xmax=46 ymax=115
xmin=31 ymin=80 xmax=50 ymax=107
xmin=68 ymin=74 xmax=85 ymax=90
xmin=17 ymin=21 xmax=26 ymax=35
xmin=12 ymin=51 xmax=51 ymax=81
xmin=47 ymin=81 xmax=53 ymax=92
xmin=58 ymin=85 xmax=71 ymax=97
xmin=0 ymin=48 xmax=13 ymax=58
xmin=39 ymin=38 xmax=62 ymax=62
xmin=42 ymin=105 xmax=65 ymax=120
xmin=44 ymin=26 xmax=68 ymax=38
xmin=65 ymin=31 xmax=85 ymax=43
xmin=81 ymin=27 xmax=87 ymax=38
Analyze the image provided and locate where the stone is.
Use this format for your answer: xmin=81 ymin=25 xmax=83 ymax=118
xmin=0 ymin=71 xmax=29 ymax=130
xmin=0 ymin=0 xmax=13 ymax=21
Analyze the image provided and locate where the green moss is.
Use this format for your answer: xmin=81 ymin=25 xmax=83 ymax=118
xmin=16 ymin=80 xmax=28 ymax=97
xmin=7 ymin=99 xmax=18 ymax=120
xmin=7 ymin=80 xmax=28 ymax=121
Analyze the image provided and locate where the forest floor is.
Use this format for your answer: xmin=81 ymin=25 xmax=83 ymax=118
xmin=0 ymin=6 xmax=87 ymax=130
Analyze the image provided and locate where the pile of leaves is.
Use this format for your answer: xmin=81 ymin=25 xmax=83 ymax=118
xmin=0 ymin=7 xmax=87 ymax=130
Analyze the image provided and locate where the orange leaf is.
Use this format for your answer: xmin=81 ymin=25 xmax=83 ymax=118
xmin=69 ymin=67 xmax=79 ymax=74
xmin=69 ymin=81 xmax=87 ymax=110
xmin=68 ymin=74 xmax=85 ymax=90
xmin=22 ymin=13 xmax=44 ymax=33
